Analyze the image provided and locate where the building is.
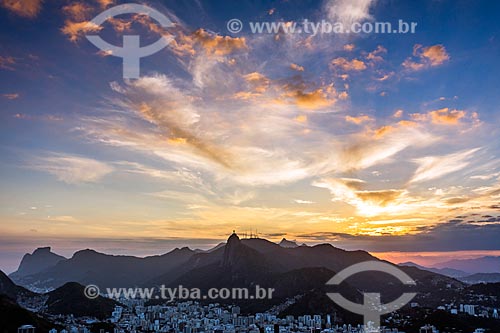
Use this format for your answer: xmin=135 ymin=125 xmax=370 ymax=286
xmin=419 ymin=325 xmax=438 ymax=333
xmin=18 ymin=325 xmax=36 ymax=333
xmin=463 ymin=304 xmax=476 ymax=316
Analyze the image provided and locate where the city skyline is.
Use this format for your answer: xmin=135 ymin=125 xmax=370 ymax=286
xmin=1 ymin=0 xmax=500 ymax=274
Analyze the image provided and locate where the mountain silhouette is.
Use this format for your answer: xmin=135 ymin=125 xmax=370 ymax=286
xmin=0 ymin=295 xmax=58 ymax=333
xmin=1 ymin=269 xmax=116 ymax=325
xmin=11 ymin=247 xmax=66 ymax=279
xmin=10 ymin=233 xmax=464 ymax=315
xmin=0 ymin=270 xmax=34 ymax=301
xmin=45 ymin=282 xmax=117 ymax=319
xmin=279 ymin=238 xmax=299 ymax=248
xmin=433 ymin=256 xmax=500 ymax=274
xmin=399 ymin=261 xmax=468 ymax=278
xmin=12 ymin=247 xmax=195 ymax=289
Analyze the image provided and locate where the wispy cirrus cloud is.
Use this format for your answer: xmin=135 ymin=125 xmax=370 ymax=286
xmin=409 ymin=148 xmax=481 ymax=184
xmin=29 ymin=153 xmax=113 ymax=184
xmin=0 ymin=55 xmax=16 ymax=70
xmin=20 ymin=0 xmax=496 ymax=247
xmin=2 ymin=93 xmax=19 ymax=99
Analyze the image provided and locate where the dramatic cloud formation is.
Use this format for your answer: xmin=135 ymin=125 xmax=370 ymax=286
xmin=1 ymin=0 xmax=499 ymax=266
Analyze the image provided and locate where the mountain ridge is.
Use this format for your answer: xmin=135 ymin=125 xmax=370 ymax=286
xmin=432 ymin=256 xmax=500 ymax=274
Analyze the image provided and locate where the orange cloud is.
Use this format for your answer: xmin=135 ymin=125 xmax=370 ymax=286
xmin=96 ymin=0 xmax=114 ymax=8
xmin=106 ymin=17 xmax=133 ymax=33
xmin=402 ymin=59 xmax=425 ymax=71
xmin=345 ymin=115 xmax=372 ymax=125
xmin=398 ymin=120 xmax=418 ymax=127
xmin=410 ymin=113 xmax=428 ymax=122
xmin=277 ymin=80 xmax=338 ymax=110
xmin=338 ymin=91 xmax=349 ymax=100
xmin=243 ymin=72 xmax=269 ymax=93
xmin=331 ymin=57 xmax=367 ymax=71
xmin=168 ymin=31 xmax=197 ymax=57
xmin=376 ymin=72 xmax=393 ymax=81
xmin=393 ymin=109 xmax=403 ymax=118
xmin=168 ymin=137 xmax=188 ymax=145
xmin=62 ymin=2 xmax=93 ymax=21
xmin=290 ymin=63 xmax=304 ymax=72
xmin=366 ymin=45 xmax=387 ymax=62
xmin=13 ymin=113 xmax=30 ymax=119
xmin=402 ymin=44 xmax=450 ymax=71
xmin=373 ymin=125 xmax=394 ymax=138
xmin=1 ymin=0 xmax=42 ymax=18
xmin=2 ymin=93 xmax=19 ymax=99
xmin=232 ymin=91 xmax=261 ymax=100
xmin=61 ymin=20 xmax=102 ymax=42
xmin=421 ymin=44 xmax=450 ymax=66
xmin=343 ymin=44 xmax=355 ymax=52
xmin=193 ymin=29 xmax=247 ymax=56
xmin=97 ymin=50 xmax=113 ymax=57
xmin=356 ymin=189 xmax=404 ymax=207
xmin=294 ymin=115 xmax=308 ymax=123
xmin=410 ymin=108 xmax=468 ymax=126
xmin=429 ymin=108 xmax=466 ymax=125
xmin=0 ymin=55 xmax=16 ymax=70
xmin=293 ymin=88 xmax=335 ymax=110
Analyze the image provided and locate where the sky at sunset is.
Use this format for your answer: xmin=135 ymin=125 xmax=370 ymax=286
xmin=1 ymin=0 xmax=500 ymax=273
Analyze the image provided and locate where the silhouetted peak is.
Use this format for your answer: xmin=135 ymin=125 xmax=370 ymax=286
xmin=222 ymin=232 xmax=242 ymax=267
xmin=0 ymin=269 xmax=18 ymax=299
xmin=207 ymin=242 xmax=226 ymax=253
xmin=169 ymin=247 xmax=194 ymax=255
xmin=0 ymin=270 xmax=13 ymax=284
xmin=279 ymin=238 xmax=298 ymax=248
xmin=12 ymin=246 xmax=66 ymax=278
xmin=33 ymin=247 xmax=51 ymax=254
xmin=227 ymin=231 xmax=240 ymax=244
xmin=56 ymin=281 xmax=84 ymax=291
xmin=72 ymin=249 xmax=101 ymax=259
xmin=241 ymin=237 xmax=280 ymax=253
xmin=399 ymin=261 xmax=421 ymax=267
